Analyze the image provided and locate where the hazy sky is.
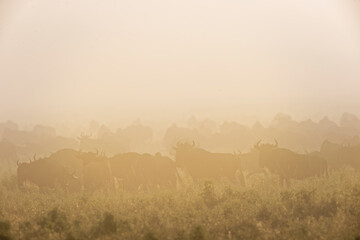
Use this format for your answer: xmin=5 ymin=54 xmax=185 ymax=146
xmin=0 ymin=0 xmax=359 ymax=125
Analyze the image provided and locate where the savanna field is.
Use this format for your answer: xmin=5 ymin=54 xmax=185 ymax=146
xmin=0 ymin=171 xmax=359 ymax=240
xmin=1 ymin=0 xmax=360 ymax=239
xmin=2 ymin=114 xmax=360 ymax=239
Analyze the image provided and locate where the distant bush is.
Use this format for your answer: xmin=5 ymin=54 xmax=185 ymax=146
xmin=92 ymin=212 xmax=117 ymax=237
xmin=190 ymin=225 xmax=206 ymax=240
xmin=0 ymin=176 xmax=17 ymax=191
xmin=37 ymin=208 xmax=69 ymax=233
xmin=280 ymin=189 xmax=338 ymax=219
xmin=200 ymin=180 xmax=218 ymax=208
xmin=143 ymin=232 xmax=159 ymax=240
xmin=0 ymin=221 xmax=12 ymax=240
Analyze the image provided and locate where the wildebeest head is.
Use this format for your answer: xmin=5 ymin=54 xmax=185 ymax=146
xmin=17 ymin=157 xmax=82 ymax=191
xmin=77 ymin=150 xmax=114 ymax=191
xmin=173 ymin=141 xmax=196 ymax=167
xmin=76 ymin=150 xmax=99 ymax=166
xmin=253 ymin=139 xmax=278 ymax=168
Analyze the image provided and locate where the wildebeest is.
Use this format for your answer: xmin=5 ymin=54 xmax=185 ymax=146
xmin=320 ymin=140 xmax=360 ymax=171
xmin=78 ymin=151 xmax=115 ymax=191
xmin=17 ymin=157 xmax=81 ymax=191
xmin=18 ymin=149 xmax=115 ymax=192
xmin=45 ymin=149 xmax=83 ymax=181
xmin=109 ymin=152 xmax=177 ymax=191
xmin=254 ymin=140 xmax=328 ymax=186
xmin=240 ymin=149 xmax=263 ymax=178
xmin=320 ymin=140 xmax=342 ymax=170
xmin=163 ymin=125 xmax=201 ymax=152
xmin=337 ymin=144 xmax=360 ymax=171
xmin=174 ymin=142 xmax=245 ymax=185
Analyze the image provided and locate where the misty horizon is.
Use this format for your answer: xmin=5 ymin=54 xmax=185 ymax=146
xmin=1 ymin=0 xmax=360 ymax=126
xmin=1 ymin=111 xmax=360 ymax=135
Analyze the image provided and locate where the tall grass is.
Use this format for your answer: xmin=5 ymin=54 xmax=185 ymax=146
xmin=0 ymin=171 xmax=359 ymax=239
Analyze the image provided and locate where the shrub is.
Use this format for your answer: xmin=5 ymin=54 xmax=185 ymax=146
xmin=92 ymin=212 xmax=117 ymax=237
xmin=0 ymin=221 xmax=12 ymax=240
xmin=200 ymin=181 xmax=218 ymax=208
xmin=190 ymin=225 xmax=206 ymax=240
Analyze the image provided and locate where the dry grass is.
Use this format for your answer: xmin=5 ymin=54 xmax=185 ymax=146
xmin=0 ymin=171 xmax=359 ymax=239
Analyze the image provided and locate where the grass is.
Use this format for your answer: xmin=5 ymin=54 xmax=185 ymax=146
xmin=0 ymin=171 xmax=359 ymax=239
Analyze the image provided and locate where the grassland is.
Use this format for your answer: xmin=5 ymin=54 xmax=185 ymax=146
xmin=0 ymin=171 xmax=359 ymax=240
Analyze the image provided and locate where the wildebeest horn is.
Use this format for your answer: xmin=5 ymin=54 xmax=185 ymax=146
xmin=254 ymin=140 xmax=262 ymax=148
xmin=192 ymin=141 xmax=195 ymax=147
xmin=274 ymin=139 xmax=278 ymax=148
xmin=17 ymin=160 xmax=20 ymax=166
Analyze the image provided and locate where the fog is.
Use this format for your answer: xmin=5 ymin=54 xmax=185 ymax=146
xmin=0 ymin=0 xmax=359 ymax=126
xmin=1 ymin=3 xmax=360 ymax=238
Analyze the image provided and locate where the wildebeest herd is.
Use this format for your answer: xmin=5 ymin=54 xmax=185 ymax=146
xmin=15 ymin=139 xmax=360 ymax=191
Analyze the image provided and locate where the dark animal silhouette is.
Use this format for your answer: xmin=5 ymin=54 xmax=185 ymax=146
xmin=174 ymin=142 xmax=244 ymax=185
xmin=320 ymin=140 xmax=342 ymax=170
xmin=78 ymin=151 xmax=115 ymax=191
xmin=109 ymin=152 xmax=177 ymax=191
xmin=46 ymin=148 xmax=83 ymax=182
xmin=17 ymin=156 xmax=80 ymax=191
xmin=337 ymin=144 xmax=360 ymax=171
xmin=255 ymin=140 xmax=328 ymax=186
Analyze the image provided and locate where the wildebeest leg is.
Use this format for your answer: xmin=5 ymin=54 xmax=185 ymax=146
xmin=236 ymin=171 xmax=246 ymax=187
